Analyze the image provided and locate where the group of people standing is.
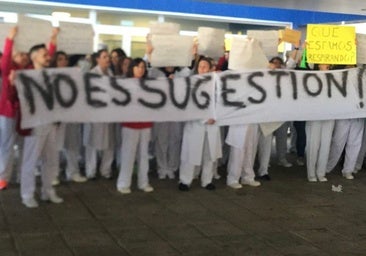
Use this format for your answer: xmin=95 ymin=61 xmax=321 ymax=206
xmin=0 ymin=26 xmax=364 ymax=208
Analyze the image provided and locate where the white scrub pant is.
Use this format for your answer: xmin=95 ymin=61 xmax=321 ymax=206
xmin=179 ymin=132 xmax=214 ymax=187
xmin=355 ymin=119 xmax=366 ymax=170
xmin=305 ymin=120 xmax=334 ymax=180
xmin=20 ymin=125 xmax=58 ymax=199
xmin=257 ymin=133 xmax=272 ymax=176
xmin=64 ymin=149 xmax=80 ymax=178
xmin=85 ymin=147 xmax=114 ymax=178
xmin=327 ymin=119 xmax=364 ymax=174
xmin=117 ymin=127 xmax=151 ymax=190
xmin=0 ymin=117 xmax=16 ymax=181
xmin=155 ymin=122 xmax=182 ymax=177
xmin=227 ymin=124 xmax=259 ymax=185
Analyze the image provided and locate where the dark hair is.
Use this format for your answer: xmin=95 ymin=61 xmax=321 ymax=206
xmin=269 ymin=57 xmax=284 ymax=65
xmin=96 ymin=49 xmax=108 ymax=58
xmin=194 ymin=56 xmax=213 ymax=74
xmin=126 ymin=58 xmax=147 ymax=78
xmin=29 ymin=43 xmax=46 ymax=56
xmin=111 ymin=48 xmax=127 ymax=59
xmin=50 ymin=51 xmax=68 ymax=67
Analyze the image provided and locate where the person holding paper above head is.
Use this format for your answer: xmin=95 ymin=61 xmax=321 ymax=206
xmin=83 ymin=49 xmax=115 ymax=180
xmin=305 ymin=63 xmax=335 ymax=182
xmin=178 ymin=57 xmax=222 ymax=191
xmin=18 ymin=41 xmax=64 ymax=208
xmin=116 ymin=58 xmax=154 ymax=194
xmin=0 ymin=27 xmax=30 ymax=191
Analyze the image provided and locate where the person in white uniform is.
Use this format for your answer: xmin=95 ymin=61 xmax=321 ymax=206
xmin=306 ymin=64 xmax=335 ymax=182
xmin=19 ymin=43 xmax=63 ymax=208
xmin=326 ymin=65 xmax=364 ymax=179
xmin=148 ymin=67 xmax=190 ymax=179
xmin=116 ymin=58 xmax=154 ymax=194
xmin=83 ymin=49 xmax=115 ymax=180
xmin=178 ymin=57 xmax=222 ymax=191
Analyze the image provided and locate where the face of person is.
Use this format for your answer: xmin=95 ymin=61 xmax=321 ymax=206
xmin=197 ymin=60 xmax=211 ymax=75
xmin=319 ymin=64 xmax=330 ymax=71
xmin=121 ymin=58 xmax=131 ymax=74
xmin=97 ymin=51 xmax=110 ymax=70
xmin=32 ymin=48 xmax=51 ymax=69
xmin=271 ymin=59 xmax=283 ymax=69
xmin=56 ymin=54 xmax=68 ymax=68
xmin=110 ymin=51 xmax=120 ymax=66
xmin=133 ymin=61 xmax=146 ymax=78
xmin=14 ymin=52 xmax=30 ymax=68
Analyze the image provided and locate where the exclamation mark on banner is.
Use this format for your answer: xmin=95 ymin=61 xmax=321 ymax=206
xmin=358 ymin=67 xmax=365 ymax=108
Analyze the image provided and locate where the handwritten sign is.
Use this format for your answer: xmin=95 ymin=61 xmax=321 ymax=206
xmin=197 ymin=27 xmax=225 ymax=59
xmin=228 ymin=37 xmax=268 ymax=70
xmin=357 ymin=33 xmax=366 ymax=64
xmin=281 ymin=28 xmax=301 ymax=45
xmin=247 ymin=30 xmax=278 ymax=58
xmin=149 ymin=22 xmax=180 ymax=35
xmin=151 ymin=35 xmax=193 ymax=67
xmin=58 ymin=22 xmax=94 ymax=54
xmin=15 ymin=15 xmax=52 ymax=52
xmin=306 ymin=24 xmax=356 ymax=64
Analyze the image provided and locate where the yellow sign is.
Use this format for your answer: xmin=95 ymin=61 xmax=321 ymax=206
xmin=306 ymin=24 xmax=356 ymax=64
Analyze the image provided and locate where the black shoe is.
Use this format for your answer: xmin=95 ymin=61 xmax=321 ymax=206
xmin=204 ymin=183 xmax=216 ymax=191
xmin=258 ymin=174 xmax=271 ymax=181
xmin=178 ymin=183 xmax=189 ymax=191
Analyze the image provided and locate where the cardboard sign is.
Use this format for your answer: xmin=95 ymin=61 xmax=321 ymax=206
xmin=357 ymin=33 xmax=366 ymax=64
xmin=58 ymin=22 xmax=94 ymax=54
xmin=197 ymin=27 xmax=225 ymax=59
xmin=149 ymin=22 xmax=180 ymax=35
xmin=281 ymin=28 xmax=301 ymax=45
xmin=247 ymin=30 xmax=278 ymax=58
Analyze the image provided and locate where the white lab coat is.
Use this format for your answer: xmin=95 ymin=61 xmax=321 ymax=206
xmin=180 ymin=121 xmax=222 ymax=166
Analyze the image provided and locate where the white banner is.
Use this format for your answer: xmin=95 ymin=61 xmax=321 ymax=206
xmin=15 ymin=68 xmax=215 ymax=128
xmin=15 ymin=67 xmax=366 ymax=128
xmin=216 ymin=68 xmax=366 ymax=125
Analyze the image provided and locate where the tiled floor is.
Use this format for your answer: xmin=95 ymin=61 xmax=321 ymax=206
xmin=1 ymin=159 xmax=366 ymax=255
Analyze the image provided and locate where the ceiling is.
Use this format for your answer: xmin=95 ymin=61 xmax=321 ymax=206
xmin=210 ymin=0 xmax=366 ymax=15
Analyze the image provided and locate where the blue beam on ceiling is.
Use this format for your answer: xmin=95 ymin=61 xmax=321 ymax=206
xmin=37 ymin=0 xmax=366 ymax=28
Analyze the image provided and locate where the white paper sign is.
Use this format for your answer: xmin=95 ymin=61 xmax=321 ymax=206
xmin=357 ymin=33 xmax=366 ymax=64
xmin=151 ymin=35 xmax=194 ymax=67
xmin=15 ymin=67 xmax=215 ymax=128
xmin=0 ymin=23 xmax=14 ymax=52
xmin=197 ymin=27 xmax=225 ymax=59
xmin=15 ymin=15 xmax=52 ymax=52
xmin=58 ymin=22 xmax=94 ymax=54
xmin=228 ymin=37 xmax=269 ymax=70
xmin=247 ymin=30 xmax=279 ymax=58
xmin=149 ymin=22 xmax=180 ymax=35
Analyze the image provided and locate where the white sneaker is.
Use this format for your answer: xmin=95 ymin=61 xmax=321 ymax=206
xmin=41 ymin=191 xmax=64 ymax=204
xmin=227 ymin=182 xmax=242 ymax=189
xmin=308 ymin=177 xmax=317 ymax=182
xmin=318 ymin=176 xmax=328 ymax=182
xmin=141 ymin=185 xmax=154 ymax=193
xmin=241 ymin=180 xmax=261 ymax=187
xmin=70 ymin=173 xmax=87 ymax=183
xmin=118 ymin=187 xmax=131 ymax=194
xmin=22 ymin=197 xmax=39 ymax=208
xmin=278 ymin=159 xmax=293 ymax=168
xmin=296 ymin=157 xmax=305 ymax=166
xmin=343 ymin=173 xmax=354 ymax=180
xmin=52 ymin=178 xmax=60 ymax=186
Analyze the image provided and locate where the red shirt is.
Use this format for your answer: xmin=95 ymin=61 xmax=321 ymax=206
xmin=122 ymin=122 xmax=153 ymax=129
